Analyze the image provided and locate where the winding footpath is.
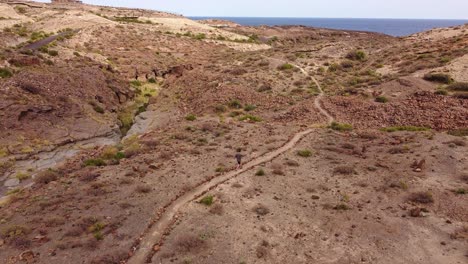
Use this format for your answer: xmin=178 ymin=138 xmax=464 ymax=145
xmin=127 ymin=57 xmax=334 ymax=264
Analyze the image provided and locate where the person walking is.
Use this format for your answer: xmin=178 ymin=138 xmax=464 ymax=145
xmin=235 ymin=151 xmax=243 ymax=169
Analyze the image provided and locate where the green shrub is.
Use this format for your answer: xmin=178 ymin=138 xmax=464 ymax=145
xmin=0 ymin=67 xmax=13 ymax=78
xmin=47 ymin=50 xmax=59 ymax=56
xmin=193 ymin=33 xmax=206 ymax=40
xmin=92 ymin=104 xmax=104 ymax=114
xmin=130 ymin=80 xmax=142 ymax=87
xmin=200 ymin=195 xmax=214 ymax=206
xmin=84 ymin=159 xmax=106 ymax=167
xmin=375 ymin=96 xmax=388 ymax=103
xmin=148 ymin=77 xmax=156 ymax=83
xmin=114 ymin=152 xmax=126 ymax=160
xmin=73 ymin=51 xmax=81 ymax=57
xmin=297 ymin=150 xmax=312 ymax=157
xmin=330 ymin=122 xmax=353 ymax=132
xmin=243 ymin=104 xmax=257 ymax=112
xmin=454 ymin=188 xmax=467 ymax=195
xmin=328 ymin=63 xmax=340 ymax=72
xmin=423 ymin=73 xmax=453 ymax=84
xmin=346 ymin=50 xmax=367 ymax=61
xmin=255 ymin=169 xmax=265 ymax=176
xmin=447 ymin=82 xmax=468 ymax=92
xmin=277 ymin=63 xmax=294 ymax=70
xmin=381 ymin=126 xmax=429 ymax=132
xmin=185 ymin=114 xmax=196 ymax=121
xmin=238 ymin=115 xmax=262 ymax=122
xmin=16 ymin=172 xmax=30 ymax=181
xmin=228 ymin=100 xmax=242 ymax=109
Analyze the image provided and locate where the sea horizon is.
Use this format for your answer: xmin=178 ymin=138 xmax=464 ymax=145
xmin=190 ymin=16 xmax=468 ymax=37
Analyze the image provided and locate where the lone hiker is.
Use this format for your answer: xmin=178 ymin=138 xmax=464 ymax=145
xmin=235 ymin=151 xmax=243 ymax=169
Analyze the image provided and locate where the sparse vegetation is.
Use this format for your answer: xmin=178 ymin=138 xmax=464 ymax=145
xmin=447 ymin=82 xmax=468 ymax=92
xmin=297 ymin=150 xmax=312 ymax=157
xmin=346 ymin=50 xmax=367 ymax=61
xmin=330 ymin=122 xmax=353 ymax=132
xmin=200 ymin=195 xmax=214 ymax=206
xmin=35 ymin=169 xmax=60 ymax=185
xmin=381 ymin=126 xmax=429 ymax=132
xmin=408 ymin=192 xmax=434 ymax=204
xmin=185 ymin=114 xmax=197 ymax=121
xmin=333 ymin=166 xmax=356 ymax=175
xmin=0 ymin=67 xmax=13 ymax=78
xmin=228 ymin=99 xmax=242 ymax=109
xmin=448 ymin=128 xmax=468 ymax=137
xmin=375 ymin=96 xmax=388 ymax=103
xmin=255 ymin=168 xmax=265 ymax=176
xmin=253 ymin=204 xmax=270 ymax=216
xmin=244 ymin=104 xmax=257 ymax=112
xmin=277 ymin=63 xmax=294 ymax=70
xmin=83 ymin=158 xmax=106 ymax=167
xmin=423 ymin=73 xmax=453 ymax=84
xmin=239 ymin=114 xmax=262 ymax=122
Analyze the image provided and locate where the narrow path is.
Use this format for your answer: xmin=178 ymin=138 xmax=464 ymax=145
xmin=126 ymin=57 xmax=334 ymax=264
xmin=22 ymin=30 xmax=79 ymax=51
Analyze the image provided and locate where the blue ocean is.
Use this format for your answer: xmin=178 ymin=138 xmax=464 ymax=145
xmin=190 ymin=17 xmax=468 ymax=37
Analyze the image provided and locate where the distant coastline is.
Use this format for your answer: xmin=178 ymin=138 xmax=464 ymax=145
xmin=190 ymin=17 xmax=468 ymax=37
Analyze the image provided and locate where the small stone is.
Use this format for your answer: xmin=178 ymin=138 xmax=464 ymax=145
xmin=0 ymin=239 xmax=4 ymax=246
xmin=153 ymin=245 xmax=160 ymax=252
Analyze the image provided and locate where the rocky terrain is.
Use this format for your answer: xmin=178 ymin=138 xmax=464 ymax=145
xmin=0 ymin=1 xmax=467 ymax=264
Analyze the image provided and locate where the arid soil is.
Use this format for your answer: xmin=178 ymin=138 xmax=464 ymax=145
xmin=0 ymin=1 xmax=467 ymax=264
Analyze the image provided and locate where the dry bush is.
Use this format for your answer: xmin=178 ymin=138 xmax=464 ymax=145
xmin=341 ymin=143 xmax=356 ymax=149
xmin=135 ymin=185 xmax=152 ymax=193
xmin=253 ymin=204 xmax=270 ymax=216
xmin=450 ymin=225 xmax=468 ymax=240
xmin=35 ymin=169 xmax=60 ymax=185
xmin=124 ymin=143 xmax=142 ymax=158
xmin=101 ymin=146 xmax=119 ymax=159
xmin=176 ymin=235 xmax=207 ymax=253
xmin=271 ymin=163 xmax=284 ymax=175
xmin=64 ymin=226 xmax=84 ymax=237
xmin=44 ymin=217 xmax=66 ymax=227
xmin=408 ymin=192 xmax=434 ymax=204
xmin=333 ymin=166 xmax=356 ymax=175
xmin=446 ymin=139 xmax=466 ymax=147
xmin=256 ymin=245 xmax=269 ymax=258
xmin=77 ymin=169 xmax=100 ymax=182
xmin=461 ymin=173 xmax=468 ymax=183
xmin=285 ymin=159 xmax=299 ymax=167
xmin=388 ymin=147 xmax=409 ymax=154
xmin=90 ymin=250 xmax=128 ymax=264
xmin=231 ymin=182 xmax=243 ymax=188
xmin=209 ymin=204 xmax=224 ymax=215
xmin=141 ymin=139 xmax=159 ymax=148
xmin=159 ymin=151 xmax=172 ymax=160
xmin=358 ymin=131 xmax=378 ymax=140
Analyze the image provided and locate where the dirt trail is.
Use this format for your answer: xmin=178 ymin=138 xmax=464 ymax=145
xmin=126 ymin=58 xmax=334 ymax=264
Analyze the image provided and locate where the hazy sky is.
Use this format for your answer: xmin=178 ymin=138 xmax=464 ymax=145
xmin=34 ymin=0 xmax=468 ymax=19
